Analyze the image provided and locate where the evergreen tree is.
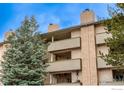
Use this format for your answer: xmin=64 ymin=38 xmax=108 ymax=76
xmin=100 ymin=4 xmax=124 ymax=67
xmin=1 ymin=16 xmax=48 ymax=85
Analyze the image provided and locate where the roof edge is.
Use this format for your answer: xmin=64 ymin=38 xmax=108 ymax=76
xmin=40 ymin=20 xmax=102 ymax=37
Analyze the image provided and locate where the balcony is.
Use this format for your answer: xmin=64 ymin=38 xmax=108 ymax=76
xmin=48 ymin=37 xmax=81 ymax=52
xmin=46 ymin=59 xmax=81 ymax=72
xmin=96 ymin=32 xmax=111 ymax=44
xmin=97 ymin=57 xmax=112 ymax=69
xmin=51 ymin=82 xmax=81 ymax=86
xmin=99 ymin=81 xmax=124 ymax=85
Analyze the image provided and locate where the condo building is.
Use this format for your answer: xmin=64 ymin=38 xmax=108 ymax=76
xmin=0 ymin=9 xmax=124 ymax=85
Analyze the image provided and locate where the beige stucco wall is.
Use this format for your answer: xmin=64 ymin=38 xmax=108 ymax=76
xmin=71 ymin=71 xmax=82 ymax=83
xmin=96 ymin=32 xmax=112 ymax=44
xmin=96 ymin=25 xmax=106 ymax=34
xmin=71 ymin=30 xmax=82 ymax=82
xmin=78 ymin=71 xmax=82 ymax=83
xmin=71 ymin=30 xmax=82 ymax=83
xmin=96 ymin=25 xmax=111 ymax=44
xmin=71 ymin=72 xmax=78 ymax=83
xmin=97 ymin=45 xmax=109 ymax=57
xmin=71 ymin=49 xmax=81 ymax=59
xmin=96 ymin=41 xmax=112 ymax=68
xmin=97 ymin=57 xmax=112 ymax=68
xmin=71 ymin=30 xmax=81 ymax=38
xmin=96 ymin=25 xmax=113 ymax=83
xmin=98 ymin=69 xmax=113 ymax=84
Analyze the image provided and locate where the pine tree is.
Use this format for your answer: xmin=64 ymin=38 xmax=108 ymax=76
xmin=100 ymin=4 xmax=124 ymax=67
xmin=1 ymin=16 xmax=48 ymax=85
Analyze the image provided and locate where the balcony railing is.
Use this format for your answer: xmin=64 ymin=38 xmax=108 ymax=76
xmin=48 ymin=37 xmax=81 ymax=52
xmin=97 ymin=57 xmax=112 ymax=68
xmin=50 ymin=82 xmax=81 ymax=86
xmin=46 ymin=59 xmax=81 ymax=72
xmin=99 ymin=81 xmax=124 ymax=85
xmin=96 ymin=32 xmax=111 ymax=44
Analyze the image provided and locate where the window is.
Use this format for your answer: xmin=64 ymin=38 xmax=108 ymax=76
xmin=55 ymin=51 xmax=71 ymax=61
xmin=53 ymin=73 xmax=71 ymax=84
xmin=113 ymin=70 xmax=124 ymax=81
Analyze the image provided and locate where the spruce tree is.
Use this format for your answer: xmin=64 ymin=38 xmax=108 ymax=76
xmin=1 ymin=16 xmax=48 ymax=85
xmin=100 ymin=4 xmax=124 ymax=67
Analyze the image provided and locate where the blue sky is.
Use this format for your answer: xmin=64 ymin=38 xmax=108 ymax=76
xmin=0 ymin=3 xmax=114 ymax=42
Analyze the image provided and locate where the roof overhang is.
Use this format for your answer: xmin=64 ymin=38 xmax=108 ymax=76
xmin=0 ymin=21 xmax=102 ymax=45
xmin=40 ymin=21 xmax=101 ymax=41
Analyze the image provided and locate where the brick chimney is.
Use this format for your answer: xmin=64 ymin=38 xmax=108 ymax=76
xmin=48 ymin=23 xmax=59 ymax=32
xmin=80 ymin=9 xmax=95 ymax=24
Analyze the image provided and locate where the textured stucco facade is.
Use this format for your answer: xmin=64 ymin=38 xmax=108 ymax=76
xmin=43 ymin=9 xmax=124 ymax=85
xmin=0 ymin=9 xmax=124 ymax=85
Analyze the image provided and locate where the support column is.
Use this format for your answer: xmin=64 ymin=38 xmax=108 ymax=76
xmin=50 ymin=74 xmax=52 ymax=84
xmin=50 ymin=36 xmax=54 ymax=62
xmin=81 ymin=25 xmax=98 ymax=85
xmin=51 ymin=36 xmax=54 ymax=42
